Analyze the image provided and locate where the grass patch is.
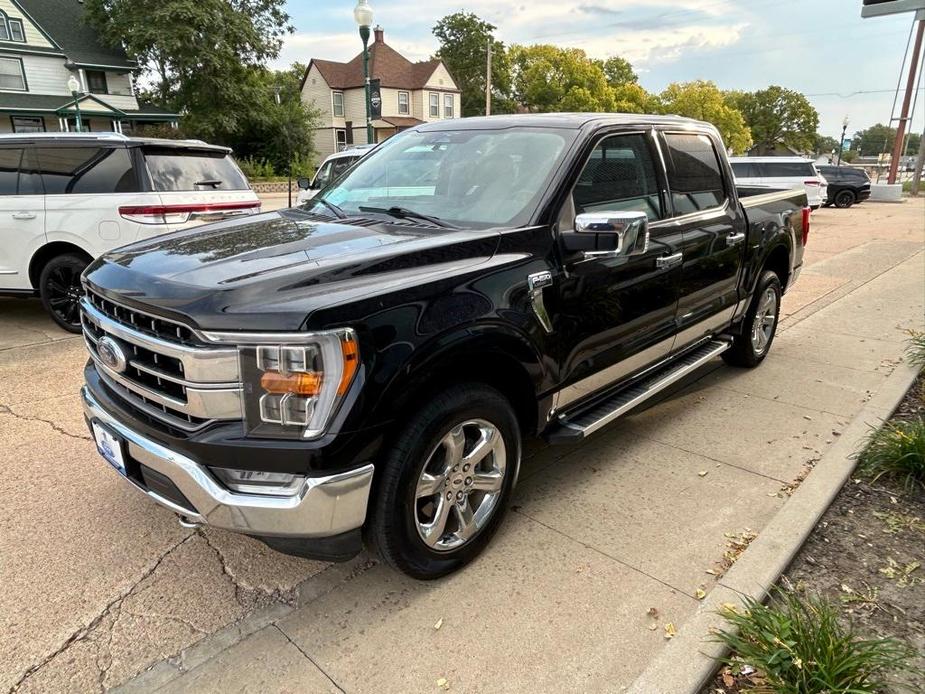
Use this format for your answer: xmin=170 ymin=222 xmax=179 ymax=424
xmin=906 ymin=330 xmax=925 ymax=371
xmin=713 ymin=590 xmax=921 ymax=693
xmin=856 ymin=419 xmax=925 ymax=492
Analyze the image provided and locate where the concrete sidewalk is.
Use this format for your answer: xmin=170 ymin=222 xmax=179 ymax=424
xmin=1 ymin=200 xmax=922 ymax=692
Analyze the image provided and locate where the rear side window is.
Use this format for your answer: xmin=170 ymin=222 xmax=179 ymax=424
xmin=572 ymin=133 xmax=664 ymax=221
xmin=758 ymin=162 xmax=815 ymax=178
xmin=0 ymin=148 xmax=40 ymax=195
xmin=144 ymin=149 xmax=248 ymax=191
xmin=662 ymin=133 xmax=726 ymax=215
xmin=35 ymin=146 xmax=139 ymax=194
xmin=730 ymin=162 xmax=759 ymax=178
xmin=330 ymin=156 xmax=359 ymax=179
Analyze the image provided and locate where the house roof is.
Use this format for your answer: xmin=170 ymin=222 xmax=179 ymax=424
xmin=378 ymin=116 xmax=424 ymax=128
xmin=0 ymin=92 xmax=178 ymax=119
xmin=305 ymin=27 xmax=457 ymax=91
xmin=15 ymin=0 xmax=136 ymax=69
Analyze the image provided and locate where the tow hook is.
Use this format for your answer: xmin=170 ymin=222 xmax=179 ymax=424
xmin=177 ymin=514 xmax=202 ymax=529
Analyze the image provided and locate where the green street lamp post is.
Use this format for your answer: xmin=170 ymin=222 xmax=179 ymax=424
xmin=353 ymin=0 xmax=374 ymax=145
xmin=836 ymin=117 xmax=848 ymax=168
xmin=67 ymin=75 xmax=83 ymax=133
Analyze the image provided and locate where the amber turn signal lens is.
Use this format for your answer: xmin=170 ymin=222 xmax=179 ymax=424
xmin=260 ymin=371 xmax=322 ymax=396
xmin=338 ymin=337 xmax=359 ymax=395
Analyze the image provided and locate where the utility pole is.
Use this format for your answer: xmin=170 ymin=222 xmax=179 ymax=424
xmin=888 ymin=18 xmax=925 ymax=184
xmin=911 ymin=123 xmax=925 ymax=195
xmin=485 ymin=41 xmax=492 ymax=116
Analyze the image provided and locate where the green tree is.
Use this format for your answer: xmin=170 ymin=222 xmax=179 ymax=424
xmin=509 ymin=44 xmax=616 ymax=113
xmin=658 ymin=80 xmax=752 ymax=153
xmin=593 ymin=56 xmax=637 ymax=87
xmin=83 ymin=0 xmax=292 ymax=141
xmin=852 ymin=123 xmax=896 ymax=156
xmin=432 ymin=12 xmax=514 ymax=117
xmin=727 ymin=86 xmax=819 ymax=154
xmin=814 ymin=134 xmax=840 ymax=156
xmin=612 ymin=82 xmax=659 ymax=114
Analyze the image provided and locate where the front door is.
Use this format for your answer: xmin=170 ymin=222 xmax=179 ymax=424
xmin=657 ymin=131 xmax=745 ymax=351
xmin=552 ymin=130 xmax=684 ymax=410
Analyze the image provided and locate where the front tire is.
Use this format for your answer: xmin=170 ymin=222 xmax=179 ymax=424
xmin=722 ymin=270 xmax=782 ymax=368
xmin=834 ymin=190 xmax=856 ymax=209
xmin=39 ymin=254 xmax=88 ymax=333
xmin=368 ymin=384 xmax=520 ymax=579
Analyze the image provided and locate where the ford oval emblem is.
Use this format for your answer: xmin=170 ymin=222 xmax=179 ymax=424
xmin=97 ymin=336 xmax=127 ymax=374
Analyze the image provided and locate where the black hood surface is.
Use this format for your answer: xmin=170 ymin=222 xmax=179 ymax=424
xmin=85 ymin=208 xmax=502 ymax=331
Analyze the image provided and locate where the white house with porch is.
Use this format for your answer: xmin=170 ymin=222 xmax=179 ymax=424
xmin=300 ymin=26 xmax=461 ymax=160
xmin=0 ymin=0 xmax=178 ymax=135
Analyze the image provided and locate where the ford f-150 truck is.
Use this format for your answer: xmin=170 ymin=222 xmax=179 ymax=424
xmin=80 ymin=114 xmax=809 ymax=579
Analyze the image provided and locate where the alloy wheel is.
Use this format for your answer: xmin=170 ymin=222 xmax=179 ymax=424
xmin=750 ymin=287 xmax=778 ymax=355
xmin=45 ymin=264 xmax=84 ymax=328
xmin=414 ymin=419 xmax=507 ymax=552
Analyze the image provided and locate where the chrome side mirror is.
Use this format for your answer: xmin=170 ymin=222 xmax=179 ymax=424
xmin=563 ymin=210 xmax=649 ymax=260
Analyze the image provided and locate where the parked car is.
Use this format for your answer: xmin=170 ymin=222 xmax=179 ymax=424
xmin=729 ymin=156 xmax=828 ymax=209
xmin=80 ymin=114 xmax=808 ymax=579
xmin=816 ymin=165 xmax=872 ymax=208
xmin=0 ymin=133 xmax=260 ymax=331
xmin=295 ymin=144 xmax=376 ymax=205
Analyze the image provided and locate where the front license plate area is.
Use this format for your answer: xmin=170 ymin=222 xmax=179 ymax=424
xmin=92 ymin=421 xmax=126 ymax=474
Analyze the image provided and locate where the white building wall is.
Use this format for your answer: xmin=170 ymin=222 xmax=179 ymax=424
xmin=0 ymin=0 xmax=55 ymax=47
xmin=16 ymin=53 xmax=71 ymax=94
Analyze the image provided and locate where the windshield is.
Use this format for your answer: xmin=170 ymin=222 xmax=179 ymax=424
xmin=312 ymin=127 xmax=574 ymax=229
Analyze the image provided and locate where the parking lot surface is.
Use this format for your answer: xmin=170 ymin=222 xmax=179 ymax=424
xmin=1 ymin=198 xmax=923 ymax=692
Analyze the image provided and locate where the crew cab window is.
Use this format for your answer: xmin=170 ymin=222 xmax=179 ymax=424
xmin=144 ymin=148 xmax=248 ymax=191
xmin=34 ymin=146 xmax=139 ymax=195
xmin=662 ymin=133 xmax=726 ymax=215
xmin=571 ymin=133 xmax=663 ymax=221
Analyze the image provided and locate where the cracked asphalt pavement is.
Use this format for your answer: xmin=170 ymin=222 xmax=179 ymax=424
xmin=1 ymin=199 xmax=923 ymax=692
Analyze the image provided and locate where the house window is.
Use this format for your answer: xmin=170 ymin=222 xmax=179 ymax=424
xmin=398 ymin=91 xmax=409 ymax=115
xmin=0 ymin=57 xmax=26 ymax=91
xmin=335 ymin=129 xmax=347 ymax=151
xmin=66 ymin=118 xmax=90 ymax=132
xmin=429 ymin=93 xmax=439 ymax=117
xmin=8 ymin=19 xmax=24 ymax=42
xmin=86 ymin=71 xmax=108 ymax=94
xmin=444 ymin=94 xmax=454 ymax=118
xmin=332 ymin=91 xmax=344 ymax=117
xmin=11 ymin=116 xmax=44 ymax=133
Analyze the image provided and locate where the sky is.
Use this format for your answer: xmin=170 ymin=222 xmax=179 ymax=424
xmin=275 ymin=0 xmax=925 ymax=140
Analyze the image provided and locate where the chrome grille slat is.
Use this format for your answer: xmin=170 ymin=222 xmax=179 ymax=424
xmin=81 ymin=289 xmax=244 ymax=431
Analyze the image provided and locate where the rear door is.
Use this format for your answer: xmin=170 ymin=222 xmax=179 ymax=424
xmin=658 ymin=130 xmax=746 ymax=351
xmin=0 ymin=146 xmax=44 ymax=290
xmin=141 ymin=147 xmax=261 ymax=233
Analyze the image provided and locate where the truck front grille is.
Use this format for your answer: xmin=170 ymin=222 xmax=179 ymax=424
xmin=81 ymin=289 xmax=242 ymax=432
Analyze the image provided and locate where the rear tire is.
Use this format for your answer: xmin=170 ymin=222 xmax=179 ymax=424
xmin=722 ymin=270 xmax=782 ymax=368
xmin=39 ymin=254 xmax=88 ymax=333
xmin=834 ymin=190 xmax=856 ymax=209
xmin=368 ymin=384 xmax=520 ymax=579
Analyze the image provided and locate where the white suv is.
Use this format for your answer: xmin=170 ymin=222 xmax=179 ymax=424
xmin=729 ymin=156 xmax=828 ymax=209
xmin=0 ymin=133 xmax=261 ymax=331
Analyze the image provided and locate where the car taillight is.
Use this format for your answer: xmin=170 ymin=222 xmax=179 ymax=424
xmin=119 ymin=201 xmax=262 ymax=224
xmin=801 ymin=206 xmax=811 ymax=247
xmin=804 ymin=179 xmax=821 ymax=186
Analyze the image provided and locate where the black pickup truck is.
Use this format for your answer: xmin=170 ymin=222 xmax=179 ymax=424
xmin=80 ymin=114 xmax=809 ymax=579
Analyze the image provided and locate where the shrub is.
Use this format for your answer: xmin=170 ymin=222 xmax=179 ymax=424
xmin=237 ymin=156 xmax=276 ymax=180
xmin=857 ymin=419 xmax=925 ymax=491
xmin=713 ymin=590 xmax=920 ymax=693
xmin=906 ymin=330 xmax=925 ymax=371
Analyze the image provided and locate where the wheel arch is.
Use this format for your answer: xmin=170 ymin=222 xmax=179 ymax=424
xmin=29 ymin=242 xmax=93 ymax=289
xmin=761 ymin=243 xmax=791 ymax=293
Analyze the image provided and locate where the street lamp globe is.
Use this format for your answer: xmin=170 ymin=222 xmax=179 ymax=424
xmin=66 ymin=74 xmax=81 ymax=95
xmin=353 ymin=0 xmax=373 ymax=28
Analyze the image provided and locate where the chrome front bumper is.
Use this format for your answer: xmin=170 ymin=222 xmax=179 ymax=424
xmin=81 ymin=386 xmax=375 ymax=538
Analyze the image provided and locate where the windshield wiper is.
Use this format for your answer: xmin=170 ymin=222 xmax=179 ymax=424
xmin=310 ymin=198 xmax=346 ymax=219
xmin=195 ymin=179 xmax=223 ymax=188
xmin=358 ymin=205 xmax=458 ymax=229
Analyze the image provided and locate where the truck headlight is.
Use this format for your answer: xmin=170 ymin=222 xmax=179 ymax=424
xmin=236 ymin=330 xmax=359 ymax=440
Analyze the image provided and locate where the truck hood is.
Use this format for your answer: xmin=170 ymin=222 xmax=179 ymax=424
xmin=84 ymin=208 xmax=502 ymax=331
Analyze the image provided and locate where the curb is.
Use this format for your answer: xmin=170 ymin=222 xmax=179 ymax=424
xmin=626 ymin=360 xmax=920 ymax=694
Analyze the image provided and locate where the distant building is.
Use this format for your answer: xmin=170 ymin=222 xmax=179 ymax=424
xmin=300 ymin=26 xmax=461 ymax=160
xmin=0 ymin=0 xmax=178 ymax=134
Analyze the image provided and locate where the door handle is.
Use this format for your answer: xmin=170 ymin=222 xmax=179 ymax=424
xmin=655 ymin=252 xmax=683 ymax=269
xmin=12 ymin=212 xmax=36 ymax=220
xmin=727 ymin=232 xmax=746 ymax=245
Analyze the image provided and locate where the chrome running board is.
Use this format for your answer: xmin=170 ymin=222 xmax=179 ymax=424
xmin=547 ymin=339 xmax=732 ymax=443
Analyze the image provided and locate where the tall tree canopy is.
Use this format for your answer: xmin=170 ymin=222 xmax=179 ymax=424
xmin=593 ymin=56 xmax=638 ymax=87
xmin=658 ymin=81 xmax=752 ymax=153
xmin=432 ymin=12 xmax=514 ymax=116
xmin=509 ymin=45 xmax=617 ymax=113
xmin=726 ymin=86 xmax=818 ymax=154
xmin=83 ymin=0 xmax=309 ymax=154
xmin=852 ymin=124 xmax=920 ymax=157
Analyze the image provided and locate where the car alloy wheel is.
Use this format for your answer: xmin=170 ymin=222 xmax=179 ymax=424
xmin=413 ymin=418 xmax=507 ymax=552
xmin=750 ymin=286 xmax=778 ymax=356
xmin=45 ymin=263 xmax=84 ymax=328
